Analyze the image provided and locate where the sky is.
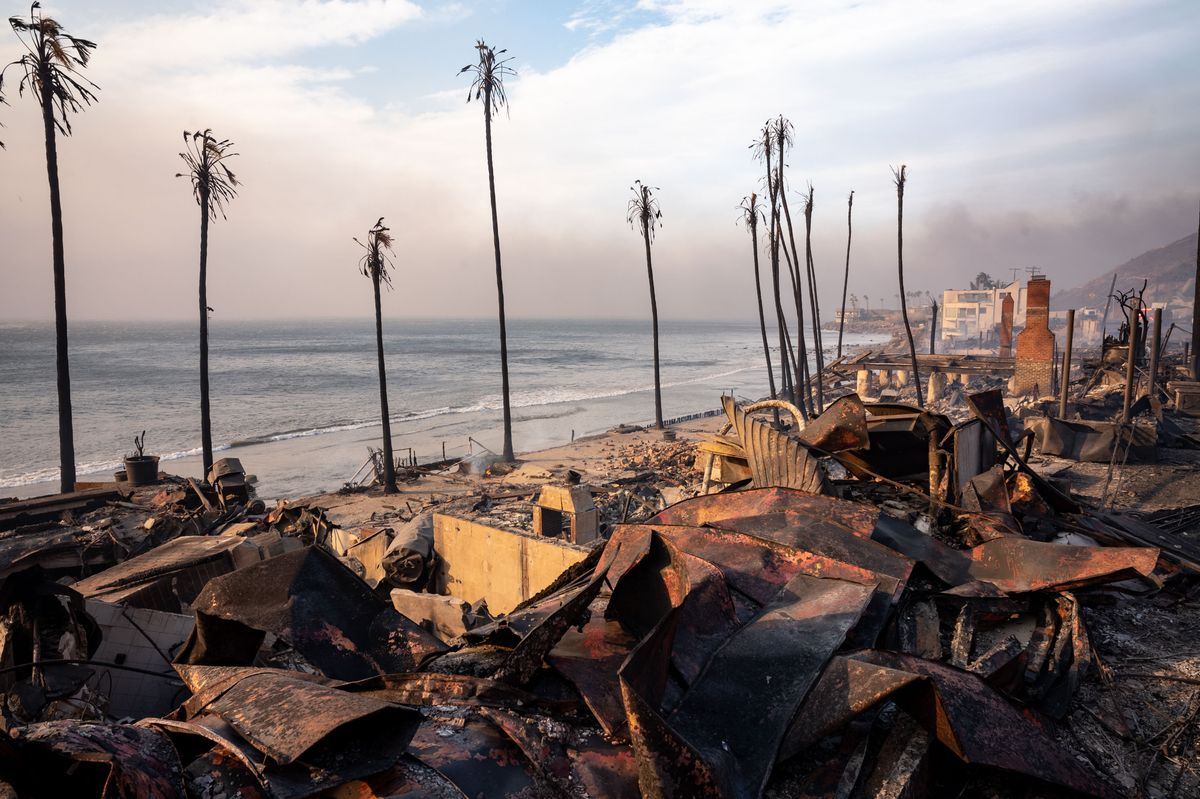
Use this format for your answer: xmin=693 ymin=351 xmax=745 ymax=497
xmin=1 ymin=0 xmax=1198 ymax=322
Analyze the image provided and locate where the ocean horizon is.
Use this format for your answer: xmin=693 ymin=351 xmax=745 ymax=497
xmin=0 ymin=318 xmax=882 ymax=499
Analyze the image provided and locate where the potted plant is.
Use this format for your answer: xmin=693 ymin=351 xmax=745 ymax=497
xmin=123 ymin=430 xmax=160 ymax=487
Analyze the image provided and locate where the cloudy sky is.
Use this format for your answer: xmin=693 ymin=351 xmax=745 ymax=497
xmin=1 ymin=0 xmax=1197 ymax=322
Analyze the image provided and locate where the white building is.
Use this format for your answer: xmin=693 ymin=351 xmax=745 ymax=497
xmin=940 ymin=281 xmax=1028 ymax=344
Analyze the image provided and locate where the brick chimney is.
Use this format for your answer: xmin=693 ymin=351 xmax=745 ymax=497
xmin=1012 ymin=277 xmax=1055 ymax=395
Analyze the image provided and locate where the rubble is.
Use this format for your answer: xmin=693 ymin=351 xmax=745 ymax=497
xmin=4 ymin=378 xmax=1200 ymax=798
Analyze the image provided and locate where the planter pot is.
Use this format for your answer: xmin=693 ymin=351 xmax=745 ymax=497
xmin=123 ymin=455 xmax=160 ymax=487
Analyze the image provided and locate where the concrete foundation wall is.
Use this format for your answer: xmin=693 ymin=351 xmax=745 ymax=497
xmin=431 ymin=513 xmax=590 ymax=614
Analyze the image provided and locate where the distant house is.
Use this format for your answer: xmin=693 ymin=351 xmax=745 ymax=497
xmin=940 ymin=281 xmax=1028 ymax=343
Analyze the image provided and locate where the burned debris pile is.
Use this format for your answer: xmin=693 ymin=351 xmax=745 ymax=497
xmin=1 ymin=394 xmax=1198 ymax=798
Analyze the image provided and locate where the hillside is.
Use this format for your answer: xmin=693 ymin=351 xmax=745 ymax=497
xmin=1054 ymin=231 xmax=1198 ymax=309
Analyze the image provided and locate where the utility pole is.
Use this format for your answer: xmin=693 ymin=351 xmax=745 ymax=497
xmin=1191 ymin=200 xmax=1200 ymax=378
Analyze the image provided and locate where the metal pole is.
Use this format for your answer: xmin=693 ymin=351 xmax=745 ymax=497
xmin=1059 ymin=309 xmax=1075 ymax=419
xmin=1149 ymin=307 xmax=1163 ymax=403
xmin=1122 ymin=318 xmax=1139 ymax=422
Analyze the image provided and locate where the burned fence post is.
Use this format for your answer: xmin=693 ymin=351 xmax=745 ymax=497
xmin=1059 ymin=309 xmax=1075 ymax=419
xmin=1122 ymin=313 xmax=1139 ymax=422
xmin=1149 ymin=307 xmax=1163 ymax=403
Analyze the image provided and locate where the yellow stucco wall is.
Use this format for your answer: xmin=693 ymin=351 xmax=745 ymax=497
xmin=431 ymin=513 xmax=591 ymax=614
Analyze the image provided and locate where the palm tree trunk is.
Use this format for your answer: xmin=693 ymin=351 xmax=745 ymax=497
xmin=40 ymin=63 xmax=75 ymax=493
xmin=373 ymin=274 xmax=397 ymax=493
xmin=764 ymin=147 xmax=795 ymax=410
xmin=483 ymin=95 xmax=514 ymax=461
xmin=777 ymin=223 xmax=809 ymax=411
xmin=837 ymin=192 xmax=854 ymax=359
xmin=750 ymin=221 xmax=776 ymax=399
xmin=802 ymin=191 xmax=825 ymax=411
xmin=895 ymin=166 xmax=924 ymax=407
xmin=198 ymin=185 xmax=214 ymax=478
xmin=643 ymin=222 xmax=664 ymax=429
xmin=779 ymin=175 xmax=813 ymax=416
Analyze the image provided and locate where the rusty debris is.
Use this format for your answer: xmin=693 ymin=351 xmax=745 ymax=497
xmin=5 ymin=376 xmax=1200 ymax=798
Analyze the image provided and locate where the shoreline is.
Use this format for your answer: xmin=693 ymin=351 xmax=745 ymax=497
xmin=3 ymin=332 xmax=892 ymax=501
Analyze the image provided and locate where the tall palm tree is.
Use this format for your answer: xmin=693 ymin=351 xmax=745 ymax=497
xmin=177 ymin=130 xmax=239 ymax=477
xmin=3 ymin=3 xmax=98 ymax=493
xmin=739 ymin=193 xmax=775 ymax=400
xmin=893 ymin=165 xmax=924 ymax=407
xmin=461 ymin=40 xmax=517 ymax=462
xmin=772 ymin=116 xmax=814 ymax=416
xmin=801 ymin=183 xmax=825 ymax=412
xmin=355 ymin=219 xmax=399 ymax=494
xmin=628 ymin=181 xmax=665 ymax=429
xmin=837 ymin=191 xmax=855 ymax=358
xmin=752 ymin=122 xmax=796 ymax=410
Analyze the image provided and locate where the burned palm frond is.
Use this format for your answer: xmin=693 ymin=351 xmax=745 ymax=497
xmin=459 ymin=39 xmax=516 ymax=116
xmin=3 ymin=2 xmax=99 ymax=139
xmin=354 ymin=218 xmax=396 ymax=289
xmin=626 ymin=180 xmax=662 ymax=241
xmin=176 ymin=129 xmax=239 ymax=222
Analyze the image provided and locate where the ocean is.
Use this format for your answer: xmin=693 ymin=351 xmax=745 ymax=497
xmin=0 ymin=318 xmax=881 ymax=499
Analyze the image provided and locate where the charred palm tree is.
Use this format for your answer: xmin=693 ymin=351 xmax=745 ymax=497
xmin=3 ymin=3 xmax=97 ymax=492
xmin=177 ymin=130 xmax=239 ymax=477
xmin=772 ymin=116 xmax=814 ymax=415
xmin=355 ymin=219 xmax=399 ymax=494
xmin=461 ymin=40 xmax=517 ymax=461
xmin=801 ymin=183 xmax=825 ymax=411
xmin=751 ymin=122 xmax=797 ymax=410
xmin=893 ymin=165 xmax=924 ymax=407
xmin=739 ymin=193 xmax=775 ymax=399
xmin=837 ymin=191 xmax=854 ymax=358
xmin=628 ymin=181 xmax=665 ymax=429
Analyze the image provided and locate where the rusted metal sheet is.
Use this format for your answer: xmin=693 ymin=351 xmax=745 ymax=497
xmin=492 ymin=569 xmax=608 ymax=685
xmin=177 ymin=546 xmax=446 ymax=680
xmin=407 ymin=713 xmax=542 ymax=798
xmin=547 ymin=611 xmax=638 ymax=739
xmin=176 ymin=668 xmax=415 ymax=766
xmin=798 ymin=392 xmax=870 ymax=453
xmin=779 ymin=656 xmax=922 ymax=761
xmin=478 ymin=707 xmax=641 ymax=797
xmin=666 ymin=573 xmax=875 ymax=798
xmin=967 ymin=390 xmax=1080 ymax=514
xmin=1028 ymin=416 xmax=1158 ymax=463
xmin=848 ymin=651 xmax=1118 ymax=799
xmin=722 ymin=396 xmax=831 ymax=494
xmin=608 ymin=533 xmax=741 ymax=690
xmin=619 ymin=606 xmax=725 ymax=797
xmin=965 ymin=536 xmax=1159 ymax=593
xmin=650 ymin=486 xmax=879 ymax=538
xmin=8 ymin=720 xmax=185 ymax=799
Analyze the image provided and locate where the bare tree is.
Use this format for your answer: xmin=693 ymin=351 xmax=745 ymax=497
xmin=355 ymin=219 xmax=399 ymax=493
xmin=893 ymin=165 xmax=924 ymax=407
xmin=461 ymin=40 xmax=517 ymax=461
xmin=739 ymin=193 xmax=776 ymax=399
xmin=628 ymin=181 xmax=665 ymax=429
xmin=4 ymin=3 xmax=98 ymax=492
xmin=178 ymin=130 xmax=239 ymax=477
xmin=837 ymin=191 xmax=854 ymax=358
